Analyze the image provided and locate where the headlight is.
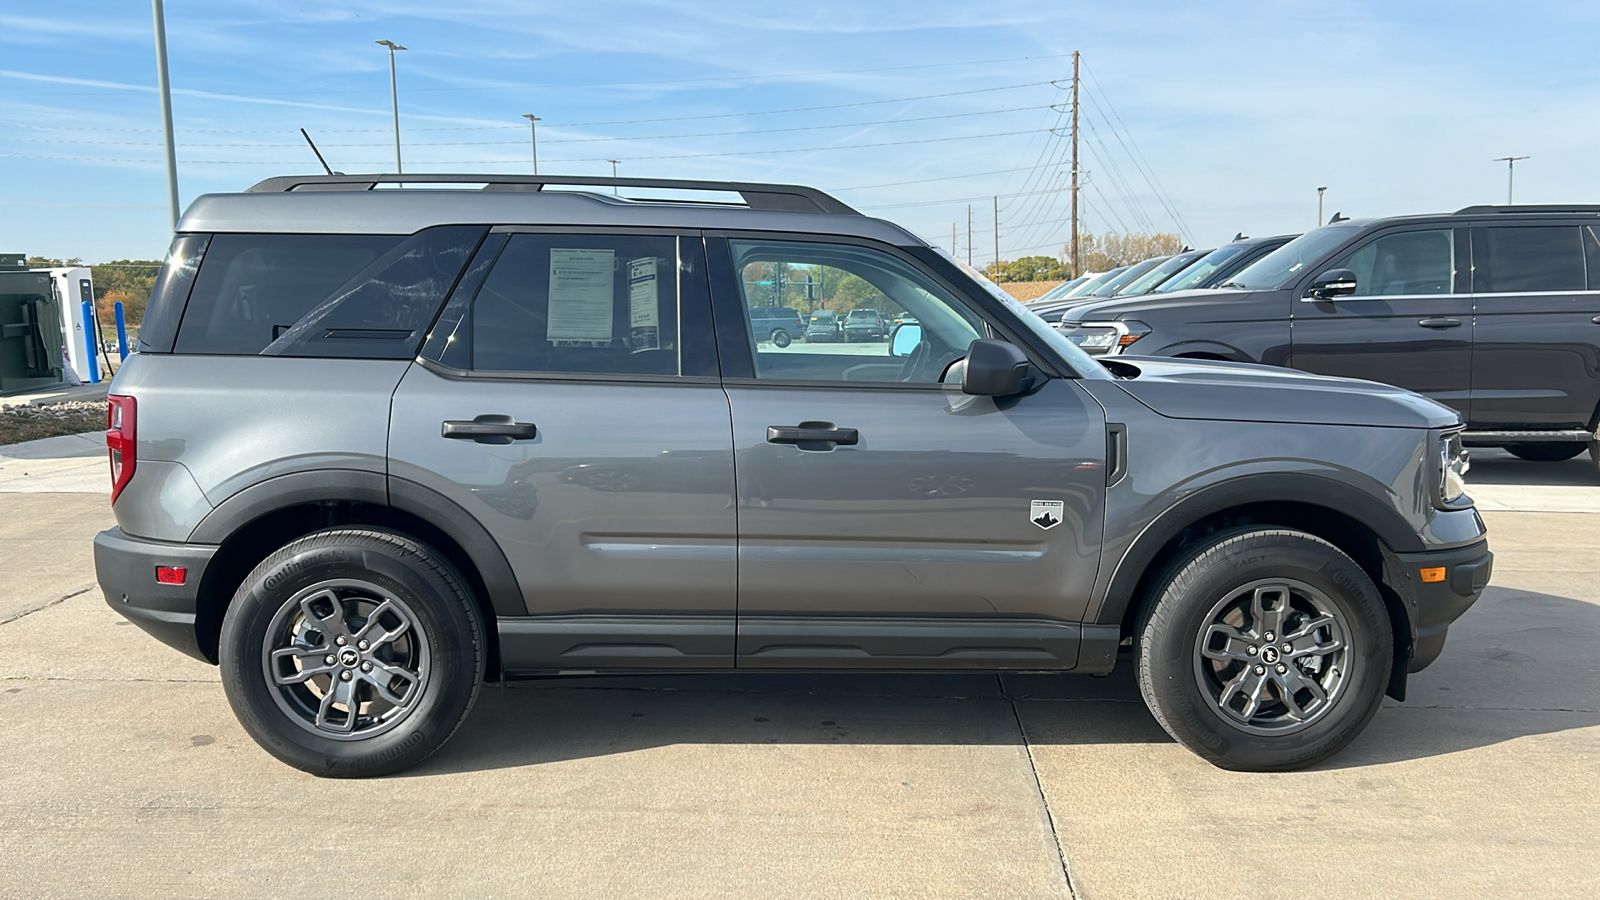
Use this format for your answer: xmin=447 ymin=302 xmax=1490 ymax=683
xmin=1439 ymin=430 xmax=1469 ymax=504
xmin=1076 ymin=331 xmax=1119 ymax=350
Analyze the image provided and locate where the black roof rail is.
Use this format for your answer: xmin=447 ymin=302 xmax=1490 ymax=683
xmin=1453 ymin=204 xmax=1600 ymax=215
xmin=244 ymin=173 xmax=860 ymax=215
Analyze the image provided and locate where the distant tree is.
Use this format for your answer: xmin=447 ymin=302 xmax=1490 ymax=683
xmin=25 ymin=255 xmax=83 ymax=267
xmin=1069 ymin=232 xmax=1184 ymax=274
xmin=993 ymin=255 xmax=1068 ymax=283
xmin=91 ymin=260 xmax=164 ymax=326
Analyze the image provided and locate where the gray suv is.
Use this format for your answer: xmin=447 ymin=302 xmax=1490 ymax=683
xmin=96 ymin=174 xmax=1491 ymax=777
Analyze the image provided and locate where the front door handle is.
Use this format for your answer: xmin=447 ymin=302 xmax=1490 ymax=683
xmin=1417 ymin=317 xmax=1462 ymax=329
xmin=767 ymin=421 xmax=859 ymax=450
xmin=442 ymin=414 xmax=538 ymax=444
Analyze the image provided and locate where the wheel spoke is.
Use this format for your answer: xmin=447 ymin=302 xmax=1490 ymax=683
xmin=1251 ymin=584 xmax=1290 ymax=636
xmin=270 ymin=645 xmax=336 ymax=685
xmin=1274 ymin=666 xmax=1328 ymax=720
xmin=353 ymin=599 xmax=411 ymax=649
xmin=362 ymin=659 xmax=421 ymax=707
xmin=1218 ymin=667 xmax=1270 ymax=721
xmin=298 ymin=589 xmax=350 ymax=639
xmin=1283 ymin=616 xmax=1344 ymax=659
xmin=1201 ymin=622 xmax=1256 ymax=662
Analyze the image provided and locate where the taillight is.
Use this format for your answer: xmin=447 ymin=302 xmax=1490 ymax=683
xmin=106 ymin=394 xmax=136 ymax=503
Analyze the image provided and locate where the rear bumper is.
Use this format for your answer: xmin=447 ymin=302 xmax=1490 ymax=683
xmin=1395 ymin=539 xmax=1493 ymax=673
xmin=93 ymin=527 xmax=216 ymax=663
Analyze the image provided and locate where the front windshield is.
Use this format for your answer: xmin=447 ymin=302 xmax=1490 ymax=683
xmin=1154 ymin=244 xmax=1249 ymax=292
xmin=1089 ymin=257 xmax=1165 ymax=297
xmin=1223 ymin=226 xmax=1361 ymax=291
xmin=933 ymin=247 xmax=1111 ymax=380
xmin=1029 ymin=276 xmax=1086 ymax=304
xmin=1116 ymin=251 xmax=1203 ymax=296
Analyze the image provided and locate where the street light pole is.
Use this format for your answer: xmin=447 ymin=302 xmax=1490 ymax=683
xmin=1317 ymin=186 xmax=1327 ymax=227
xmin=151 ymin=0 xmax=180 ymax=228
xmin=607 ymin=159 xmax=620 ymax=194
xmin=1493 ymin=156 xmax=1529 ymax=204
xmin=375 ymin=40 xmax=406 ymax=173
xmin=522 ymin=113 xmax=540 ymax=175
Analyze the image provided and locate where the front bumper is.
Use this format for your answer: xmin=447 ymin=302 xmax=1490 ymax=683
xmin=1395 ymin=538 xmax=1493 ymax=673
xmin=93 ymin=527 xmax=217 ymax=662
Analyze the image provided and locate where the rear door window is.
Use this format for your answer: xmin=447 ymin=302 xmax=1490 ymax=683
xmin=462 ymin=233 xmax=689 ymax=378
xmin=1478 ymin=226 xmax=1585 ymax=293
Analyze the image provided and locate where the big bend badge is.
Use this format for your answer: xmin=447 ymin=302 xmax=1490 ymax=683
xmin=1030 ymin=499 xmax=1064 ymax=530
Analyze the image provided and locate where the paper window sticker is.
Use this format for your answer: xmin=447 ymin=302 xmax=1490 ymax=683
xmin=547 ymin=248 xmax=615 ymax=343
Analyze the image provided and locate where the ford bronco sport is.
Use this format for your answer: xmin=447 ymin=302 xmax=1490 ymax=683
xmin=96 ymin=174 xmax=1491 ymax=777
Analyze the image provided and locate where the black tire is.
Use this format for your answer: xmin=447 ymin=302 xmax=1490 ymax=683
xmin=1505 ymin=442 xmax=1586 ymax=462
xmin=771 ymin=329 xmax=792 ymax=348
xmin=218 ymin=528 xmax=484 ymax=777
xmin=1137 ymin=528 xmax=1391 ymax=771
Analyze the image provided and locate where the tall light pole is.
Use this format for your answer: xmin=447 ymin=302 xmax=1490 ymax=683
xmin=1317 ymin=186 xmax=1327 ymax=227
xmin=606 ymin=159 xmax=620 ymax=194
xmin=1493 ymin=156 xmax=1529 ymax=204
xmin=375 ymin=40 xmax=406 ymax=173
xmin=522 ymin=113 xmax=540 ymax=175
xmin=151 ymin=0 xmax=180 ymax=228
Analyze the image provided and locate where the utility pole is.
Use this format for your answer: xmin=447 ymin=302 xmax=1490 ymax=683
xmin=951 ymin=223 xmax=957 ymax=257
xmin=992 ymin=195 xmax=1001 ymax=281
xmin=607 ymin=159 xmax=620 ymax=194
xmin=1069 ymin=50 xmax=1080 ymax=278
xmin=375 ymin=40 xmax=406 ymax=173
xmin=151 ymin=0 xmax=180 ymax=228
xmin=1317 ymin=186 xmax=1327 ymax=227
xmin=1493 ymin=156 xmax=1529 ymax=204
xmin=522 ymin=114 xmax=540 ymax=174
xmin=966 ymin=204 xmax=973 ymax=267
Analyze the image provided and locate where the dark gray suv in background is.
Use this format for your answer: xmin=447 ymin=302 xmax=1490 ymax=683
xmin=1059 ymin=206 xmax=1600 ymax=470
xmin=96 ymin=174 xmax=1490 ymax=777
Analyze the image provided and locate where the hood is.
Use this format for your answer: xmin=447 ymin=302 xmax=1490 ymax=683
xmin=1105 ymin=356 xmax=1459 ymax=429
xmin=1060 ymin=287 xmax=1264 ymax=325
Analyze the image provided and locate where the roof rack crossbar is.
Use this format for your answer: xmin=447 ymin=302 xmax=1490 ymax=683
xmin=245 ymin=173 xmax=859 ymax=215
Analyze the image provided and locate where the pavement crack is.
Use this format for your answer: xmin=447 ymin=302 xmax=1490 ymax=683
xmin=0 ymin=583 xmax=95 ymax=626
xmin=1007 ymin=682 xmax=1078 ymax=900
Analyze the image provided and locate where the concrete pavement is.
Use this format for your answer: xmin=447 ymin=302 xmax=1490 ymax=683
xmin=0 ymin=454 xmax=1596 ymax=898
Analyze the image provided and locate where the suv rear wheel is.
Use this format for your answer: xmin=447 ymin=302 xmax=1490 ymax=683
xmin=1137 ymin=528 xmax=1391 ymax=771
xmin=1506 ymin=442 xmax=1586 ymax=462
xmin=218 ymin=528 xmax=484 ymax=777
xmin=770 ymin=328 xmax=792 ymax=348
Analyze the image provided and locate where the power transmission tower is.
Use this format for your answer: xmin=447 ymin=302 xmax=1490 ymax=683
xmin=1070 ymin=50 xmax=1081 ymax=278
xmin=1493 ymin=156 xmax=1529 ymax=204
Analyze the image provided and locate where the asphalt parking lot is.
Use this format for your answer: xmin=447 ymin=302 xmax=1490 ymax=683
xmin=1 ymin=441 xmax=1596 ymax=899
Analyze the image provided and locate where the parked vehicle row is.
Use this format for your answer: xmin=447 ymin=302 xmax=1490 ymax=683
xmin=1052 ymin=205 xmax=1600 ymax=471
xmin=97 ymin=173 xmax=1490 ymax=779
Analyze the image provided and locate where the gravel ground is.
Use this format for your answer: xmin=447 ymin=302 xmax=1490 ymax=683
xmin=0 ymin=401 xmax=105 ymax=446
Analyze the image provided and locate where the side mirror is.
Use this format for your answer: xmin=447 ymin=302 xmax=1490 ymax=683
xmin=961 ymin=339 xmax=1035 ymax=397
xmin=1308 ymin=268 xmax=1358 ymax=300
xmin=889 ymin=323 xmax=923 ymax=357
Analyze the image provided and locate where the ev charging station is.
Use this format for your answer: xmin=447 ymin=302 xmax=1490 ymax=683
xmin=0 ymin=254 xmax=104 ymax=394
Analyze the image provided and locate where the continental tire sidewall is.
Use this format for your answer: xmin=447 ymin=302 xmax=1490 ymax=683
xmin=1139 ymin=530 xmax=1391 ymax=771
xmin=218 ymin=530 xmax=482 ymax=777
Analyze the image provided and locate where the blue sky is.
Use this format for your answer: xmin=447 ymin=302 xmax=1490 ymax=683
xmin=3 ymin=0 xmax=1597 ymax=263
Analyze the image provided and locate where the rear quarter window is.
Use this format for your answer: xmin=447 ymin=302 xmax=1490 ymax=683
xmin=172 ymin=227 xmax=485 ymax=358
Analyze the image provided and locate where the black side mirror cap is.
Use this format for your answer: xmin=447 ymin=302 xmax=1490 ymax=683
xmin=962 ymin=339 xmax=1036 ymax=397
xmin=1309 ymin=268 xmax=1358 ymax=300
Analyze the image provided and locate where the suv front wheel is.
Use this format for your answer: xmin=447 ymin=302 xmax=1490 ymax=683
xmin=218 ymin=528 xmax=484 ymax=777
xmin=1137 ymin=528 xmax=1391 ymax=771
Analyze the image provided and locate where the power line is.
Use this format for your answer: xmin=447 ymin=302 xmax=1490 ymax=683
xmin=0 ymin=105 xmax=1051 ymax=149
xmin=1081 ymin=61 xmax=1192 ymax=241
xmin=0 ymin=81 xmax=1057 ymax=134
xmin=0 ymin=126 xmax=1051 ymax=166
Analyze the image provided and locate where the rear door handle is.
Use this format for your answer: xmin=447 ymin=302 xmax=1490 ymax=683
xmin=1417 ymin=317 xmax=1462 ymax=329
xmin=767 ymin=421 xmax=859 ymax=449
xmin=442 ymin=414 xmax=538 ymax=444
